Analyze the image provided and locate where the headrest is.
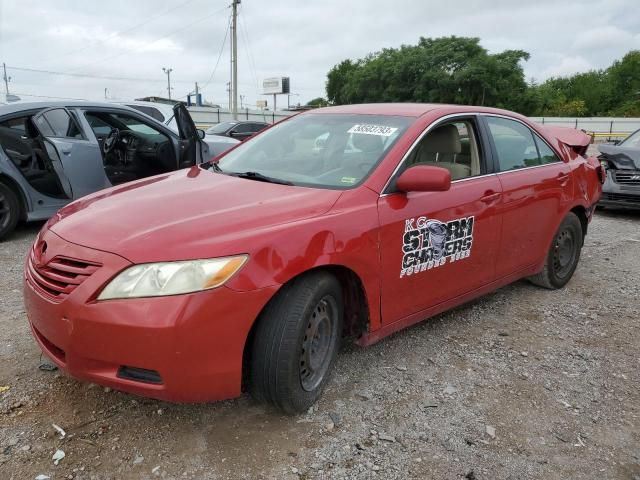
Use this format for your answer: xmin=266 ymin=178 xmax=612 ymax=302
xmin=422 ymin=124 xmax=461 ymax=154
xmin=351 ymin=134 xmax=384 ymax=153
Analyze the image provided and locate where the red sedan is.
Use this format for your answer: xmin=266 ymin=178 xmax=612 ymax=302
xmin=23 ymin=104 xmax=603 ymax=413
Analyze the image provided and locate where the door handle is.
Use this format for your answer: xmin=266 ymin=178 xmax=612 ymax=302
xmin=480 ymin=191 xmax=501 ymax=204
xmin=60 ymin=147 xmax=72 ymax=155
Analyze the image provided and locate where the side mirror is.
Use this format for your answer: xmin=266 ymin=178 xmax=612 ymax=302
xmin=197 ymin=129 xmax=206 ymax=140
xmin=395 ymin=165 xmax=451 ymax=193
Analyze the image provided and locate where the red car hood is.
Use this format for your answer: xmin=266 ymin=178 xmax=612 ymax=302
xmin=49 ymin=168 xmax=342 ymax=263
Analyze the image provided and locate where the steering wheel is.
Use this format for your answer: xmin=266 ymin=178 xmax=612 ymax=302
xmin=103 ymin=128 xmax=120 ymax=154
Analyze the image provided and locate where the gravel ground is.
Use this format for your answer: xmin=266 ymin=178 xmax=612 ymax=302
xmin=1 ymin=208 xmax=639 ymax=480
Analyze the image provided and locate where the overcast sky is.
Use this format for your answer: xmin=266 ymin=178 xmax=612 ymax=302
xmin=0 ymin=0 xmax=638 ymax=109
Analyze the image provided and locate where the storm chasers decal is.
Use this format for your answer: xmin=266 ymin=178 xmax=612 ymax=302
xmin=400 ymin=215 xmax=474 ymax=278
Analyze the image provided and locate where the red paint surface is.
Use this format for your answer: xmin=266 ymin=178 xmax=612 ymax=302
xmin=24 ymin=104 xmax=602 ymax=402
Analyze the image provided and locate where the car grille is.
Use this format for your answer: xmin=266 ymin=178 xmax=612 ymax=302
xmin=613 ymin=170 xmax=640 ymax=185
xmin=602 ymin=192 xmax=640 ymax=204
xmin=26 ymin=248 xmax=101 ymax=302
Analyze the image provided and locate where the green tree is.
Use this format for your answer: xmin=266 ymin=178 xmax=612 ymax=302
xmin=325 ymin=36 xmax=530 ymax=112
xmin=306 ymin=97 xmax=329 ymax=107
xmin=608 ymin=50 xmax=640 ymax=116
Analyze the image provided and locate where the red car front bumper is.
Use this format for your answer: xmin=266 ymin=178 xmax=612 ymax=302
xmin=23 ymin=229 xmax=276 ymax=403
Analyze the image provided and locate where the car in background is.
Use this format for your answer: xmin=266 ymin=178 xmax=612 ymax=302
xmin=598 ymin=127 xmax=640 ymax=209
xmin=114 ymin=100 xmax=241 ymax=154
xmin=23 ymin=103 xmax=602 ymax=413
xmin=205 ymin=120 xmax=269 ymax=141
xmin=0 ymin=101 xmax=212 ymax=239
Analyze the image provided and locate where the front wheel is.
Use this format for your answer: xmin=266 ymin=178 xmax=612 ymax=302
xmin=528 ymin=212 xmax=583 ymax=289
xmin=0 ymin=182 xmax=20 ymax=241
xmin=249 ymin=271 xmax=343 ymax=414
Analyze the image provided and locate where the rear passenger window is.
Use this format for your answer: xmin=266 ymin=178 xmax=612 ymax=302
xmin=534 ymin=134 xmax=561 ymax=164
xmin=0 ymin=117 xmax=27 ymax=132
xmin=486 ymin=117 xmax=539 ymax=171
xmin=35 ymin=109 xmax=83 ymax=139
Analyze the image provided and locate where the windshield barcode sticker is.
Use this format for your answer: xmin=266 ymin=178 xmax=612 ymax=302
xmin=348 ymin=124 xmax=398 ymax=137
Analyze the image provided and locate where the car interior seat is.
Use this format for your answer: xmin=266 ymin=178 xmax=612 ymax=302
xmin=0 ymin=122 xmax=33 ymax=168
xmin=22 ymin=118 xmax=67 ymax=198
xmin=411 ymin=124 xmax=471 ymax=180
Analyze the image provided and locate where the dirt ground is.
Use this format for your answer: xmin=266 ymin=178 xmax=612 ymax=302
xmin=1 ymin=207 xmax=639 ymax=480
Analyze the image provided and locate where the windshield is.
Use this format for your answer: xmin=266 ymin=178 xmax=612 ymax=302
xmin=217 ymin=113 xmax=412 ymax=189
xmin=621 ymin=129 xmax=640 ymax=148
xmin=206 ymin=122 xmax=237 ymax=134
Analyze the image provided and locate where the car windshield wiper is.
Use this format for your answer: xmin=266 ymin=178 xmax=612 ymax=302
xmin=230 ymin=171 xmax=293 ymax=185
xmin=208 ymin=161 xmax=224 ymax=173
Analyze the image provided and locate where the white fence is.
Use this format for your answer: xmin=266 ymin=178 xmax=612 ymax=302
xmin=187 ymin=106 xmax=293 ymax=127
xmin=529 ymin=117 xmax=640 ymax=136
xmin=187 ymin=107 xmax=640 ymax=138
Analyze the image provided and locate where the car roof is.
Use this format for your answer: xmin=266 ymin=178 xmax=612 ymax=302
xmin=0 ymin=100 xmax=141 ymax=116
xmin=113 ymin=100 xmax=175 ymax=113
xmin=306 ymin=103 xmax=525 ymax=118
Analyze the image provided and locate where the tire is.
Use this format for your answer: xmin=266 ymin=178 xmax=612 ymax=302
xmin=249 ymin=271 xmax=343 ymax=414
xmin=528 ymin=212 xmax=583 ymax=289
xmin=0 ymin=182 xmax=20 ymax=241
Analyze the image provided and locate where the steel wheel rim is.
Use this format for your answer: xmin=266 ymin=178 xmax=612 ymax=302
xmin=300 ymin=296 xmax=337 ymax=392
xmin=552 ymin=227 xmax=576 ymax=279
xmin=0 ymin=192 xmax=10 ymax=229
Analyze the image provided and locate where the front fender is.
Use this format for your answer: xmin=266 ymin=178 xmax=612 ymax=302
xmin=225 ymin=188 xmax=383 ymax=330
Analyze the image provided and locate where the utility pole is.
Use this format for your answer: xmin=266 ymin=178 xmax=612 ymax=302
xmin=162 ymin=67 xmax=173 ymax=99
xmin=104 ymin=87 xmax=108 ymax=100
xmin=230 ymin=0 xmax=240 ymax=119
xmin=2 ymin=63 xmax=11 ymax=95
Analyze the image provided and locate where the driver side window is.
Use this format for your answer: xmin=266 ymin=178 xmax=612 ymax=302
xmin=85 ymin=115 xmax=112 ymax=137
xmin=403 ymin=118 xmax=483 ymax=181
xmin=111 ymin=114 xmax=161 ymax=135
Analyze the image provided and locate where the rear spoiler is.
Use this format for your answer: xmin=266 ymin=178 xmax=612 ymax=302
xmin=539 ymin=125 xmax=592 ymax=157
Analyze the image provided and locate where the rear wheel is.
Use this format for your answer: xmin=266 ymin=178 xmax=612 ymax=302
xmin=0 ymin=182 xmax=20 ymax=241
xmin=529 ymin=212 xmax=583 ymax=289
xmin=249 ymin=271 xmax=343 ymax=414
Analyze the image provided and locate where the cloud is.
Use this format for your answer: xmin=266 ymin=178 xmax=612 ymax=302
xmin=573 ymin=26 xmax=638 ymax=51
xmin=541 ymin=56 xmax=594 ymax=79
xmin=0 ymin=0 xmax=638 ymax=106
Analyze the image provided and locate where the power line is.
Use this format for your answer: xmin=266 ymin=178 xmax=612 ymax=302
xmin=169 ymin=12 xmax=232 ymax=101
xmin=199 ymin=14 xmax=232 ymax=90
xmin=238 ymin=6 xmax=260 ymax=95
xmin=4 ymin=65 xmax=185 ymax=83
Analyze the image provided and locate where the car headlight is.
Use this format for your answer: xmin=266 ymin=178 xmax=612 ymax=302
xmin=600 ymin=160 xmax=608 ymax=169
xmin=97 ymin=255 xmax=248 ymax=300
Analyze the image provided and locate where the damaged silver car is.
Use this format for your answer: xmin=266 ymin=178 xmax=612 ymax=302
xmin=0 ymin=101 xmax=232 ymax=239
xmin=598 ymin=128 xmax=640 ymax=209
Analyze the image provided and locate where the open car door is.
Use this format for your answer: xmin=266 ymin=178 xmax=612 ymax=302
xmin=32 ymin=107 xmax=108 ymax=199
xmin=173 ymin=103 xmax=209 ymax=167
